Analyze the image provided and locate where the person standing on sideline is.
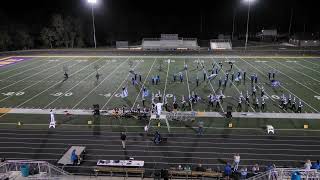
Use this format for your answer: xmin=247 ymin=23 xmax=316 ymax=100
xmin=197 ymin=120 xmax=204 ymax=135
xmin=233 ymin=153 xmax=240 ymax=171
xmin=120 ymin=132 xmax=127 ymax=149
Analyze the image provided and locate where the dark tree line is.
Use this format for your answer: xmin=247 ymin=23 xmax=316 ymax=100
xmin=0 ymin=14 xmax=85 ymax=51
xmin=40 ymin=14 xmax=85 ymax=49
xmin=0 ymin=28 xmax=34 ymax=51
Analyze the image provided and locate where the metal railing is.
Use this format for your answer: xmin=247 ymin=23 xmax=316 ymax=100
xmin=247 ymin=168 xmax=320 ymax=180
xmin=0 ymin=160 xmax=70 ymax=179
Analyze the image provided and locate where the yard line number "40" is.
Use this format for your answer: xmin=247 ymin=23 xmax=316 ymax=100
xmin=50 ymin=92 xmax=73 ymax=97
xmin=1 ymin=92 xmax=25 ymax=96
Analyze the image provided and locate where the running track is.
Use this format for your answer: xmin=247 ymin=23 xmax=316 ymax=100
xmin=0 ymin=128 xmax=319 ymax=175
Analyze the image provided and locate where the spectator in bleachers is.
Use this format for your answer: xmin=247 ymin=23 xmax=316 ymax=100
xmin=291 ymin=171 xmax=301 ymax=180
xmin=233 ymin=153 xmax=240 ymax=171
xmin=197 ymin=120 xmax=204 ymax=135
xmin=252 ymin=163 xmax=260 ymax=175
xmin=311 ymin=160 xmax=320 ymax=170
xmin=120 ymin=132 xmax=127 ymax=149
xmin=224 ymin=163 xmax=232 ymax=179
xmin=195 ymin=163 xmax=205 ymax=172
xmin=240 ymin=167 xmax=248 ymax=179
xmin=267 ymin=163 xmax=277 ymax=180
xmin=71 ymin=149 xmax=78 ymax=165
xmin=304 ymin=159 xmax=312 ymax=170
xmin=311 ymin=162 xmax=318 ymax=169
xmin=154 ymin=131 xmax=162 ymax=144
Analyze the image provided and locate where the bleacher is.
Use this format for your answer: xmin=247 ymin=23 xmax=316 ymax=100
xmin=210 ymin=39 xmax=233 ymax=50
xmin=142 ymin=34 xmax=199 ymax=51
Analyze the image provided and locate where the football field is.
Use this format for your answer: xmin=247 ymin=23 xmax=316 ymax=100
xmin=0 ymin=55 xmax=320 ymax=113
xmin=1 ymin=55 xmax=320 ymax=174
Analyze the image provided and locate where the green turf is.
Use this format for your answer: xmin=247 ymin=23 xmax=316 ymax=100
xmin=1 ymin=56 xmax=320 ymax=131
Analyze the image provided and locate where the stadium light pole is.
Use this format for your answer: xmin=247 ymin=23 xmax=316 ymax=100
xmin=244 ymin=0 xmax=255 ymax=51
xmin=88 ymin=0 xmax=97 ymax=48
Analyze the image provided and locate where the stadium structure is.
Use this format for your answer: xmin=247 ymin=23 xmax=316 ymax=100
xmin=142 ymin=34 xmax=200 ymax=51
xmin=1 ymin=4 xmax=320 ymax=180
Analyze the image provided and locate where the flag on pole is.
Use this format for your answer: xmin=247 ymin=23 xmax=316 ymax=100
xmin=271 ymin=80 xmax=280 ymax=87
xmin=142 ymin=87 xmax=149 ymax=97
xmin=121 ymin=87 xmax=128 ymax=98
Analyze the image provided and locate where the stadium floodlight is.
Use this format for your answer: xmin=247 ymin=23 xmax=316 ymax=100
xmin=243 ymin=0 xmax=256 ymax=3
xmin=87 ymin=0 xmax=97 ymax=48
xmin=88 ymin=0 xmax=97 ymax=3
xmin=243 ymin=0 xmax=256 ymax=51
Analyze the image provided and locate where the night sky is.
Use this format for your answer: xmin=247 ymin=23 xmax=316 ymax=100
xmin=0 ymin=0 xmax=318 ymax=40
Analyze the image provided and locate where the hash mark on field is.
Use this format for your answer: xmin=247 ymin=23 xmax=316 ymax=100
xmin=71 ymin=58 xmax=129 ymax=109
xmin=240 ymin=57 xmax=319 ymax=112
xmin=294 ymin=60 xmax=320 ymax=75
xmin=16 ymin=59 xmax=98 ymax=108
xmin=44 ymin=58 xmax=107 ymax=109
xmin=267 ymin=60 xmax=320 ymax=95
xmin=102 ymin=62 xmax=140 ymax=109
xmin=275 ymin=59 xmax=320 ymax=84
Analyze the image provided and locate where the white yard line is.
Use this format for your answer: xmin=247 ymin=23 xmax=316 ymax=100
xmin=101 ymin=62 xmax=140 ymax=109
xmin=303 ymin=59 xmax=320 ymax=67
xmin=184 ymin=59 xmax=193 ymax=111
xmin=266 ymin=60 xmax=320 ymax=95
xmin=162 ymin=58 xmax=171 ymax=104
xmin=0 ymin=57 xmax=52 ymax=81
xmin=131 ymin=58 xmax=157 ymax=109
xmin=43 ymin=58 xmax=107 ymax=109
xmin=222 ymin=57 xmax=256 ymax=112
xmin=294 ymin=60 xmax=320 ymax=74
xmin=71 ymin=58 xmax=129 ymax=109
xmin=200 ymin=58 xmax=225 ymax=113
xmin=274 ymin=59 xmax=320 ymax=83
xmin=0 ymin=58 xmax=69 ymax=91
xmin=239 ymin=57 xmax=319 ymax=112
xmin=232 ymin=60 xmax=288 ymax=113
xmin=16 ymin=59 xmax=100 ymax=108
xmin=0 ymin=57 xmax=45 ymax=76
xmin=0 ymin=59 xmax=80 ymax=104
